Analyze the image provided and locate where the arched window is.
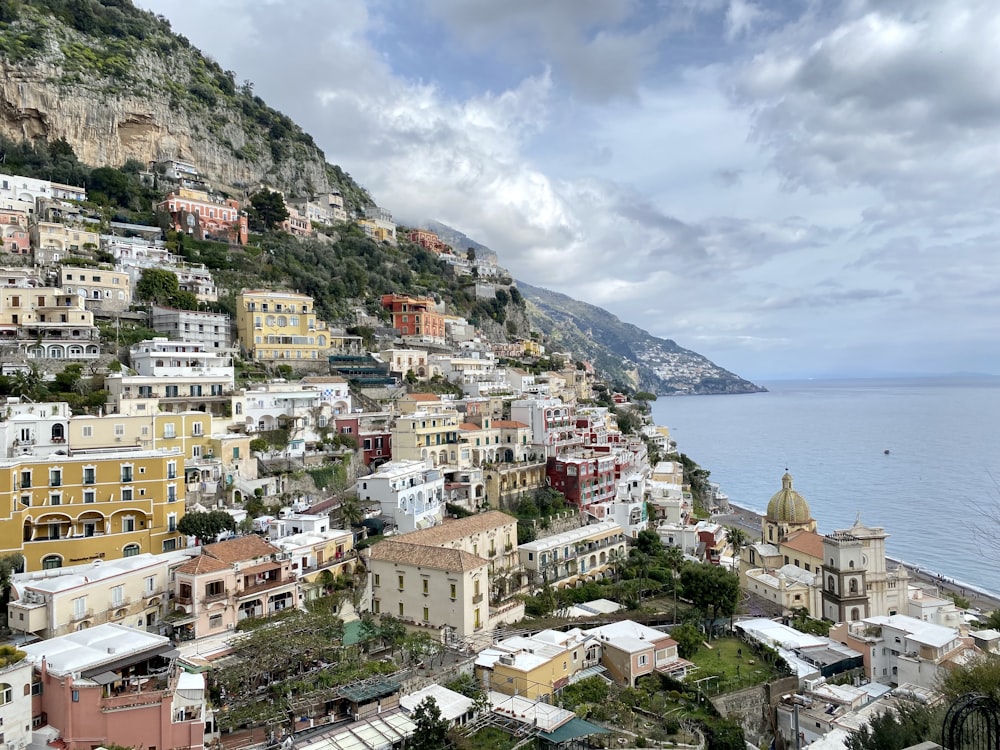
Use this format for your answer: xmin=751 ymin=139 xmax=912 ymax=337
xmin=51 ymin=423 xmax=65 ymax=441
xmin=827 ymin=576 xmax=835 ymax=591
xmin=851 ymin=607 xmax=860 ymax=621
xmin=41 ymin=555 xmax=62 ymax=570
xmin=123 ymin=544 xmax=140 ymax=557
xmin=849 ymin=560 xmax=855 ymax=568
xmin=849 ymin=579 xmax=858 ymax=594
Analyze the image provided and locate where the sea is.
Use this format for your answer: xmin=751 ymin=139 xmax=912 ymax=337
xmin=650 ymin=377 xmax=1000 ymax=595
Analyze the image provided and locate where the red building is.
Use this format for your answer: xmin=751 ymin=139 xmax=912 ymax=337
xmin=360 ymin=429 xmax=392 ymax=466
xmin=380 ymin=293 xmax=446 ymax=340
xmin=546 ymin=453 xmax=617 ymax=508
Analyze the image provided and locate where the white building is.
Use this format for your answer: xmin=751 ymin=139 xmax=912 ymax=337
xmin=0 ymin=651 xmax=32 ymax=750
xmin=236 ymin=380 xmax=351 ymax=449
xmin=518 ymin=521 xmax=625 ymax=590
xmin=509 ymin=397 xmax=580 ymax=457
xmin=0 ymin=398 xmax=71 ymax=459
xmin=357 ymin=460 xmax=445 ymax=533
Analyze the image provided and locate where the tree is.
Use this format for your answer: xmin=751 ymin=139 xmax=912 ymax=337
xmin=663 ymin=544 xmax=685 ymax=622
xmin=680 ymin=563 xmax=740 ymax=640
xmin=844 ymin=700 xmax=939 ymax=750
xmin=409 ymin=696 xmax=449 ymax=750
xmin=938 ymin=653 xmax=1000 ymax=701
xmin=135 ymin=268 xmax=181 ymax=305
xmin=671 ymin=622 xmax=703 ymax=659
xmin=248 ymin=189 xmax=289 ymax=231
xmin=177 ymin=510 xmax=236 ymax=543
xmin=724 ymin=526 xmax=749 ymax=572
xmin=0 ymin=553 xmax=24 ymax=625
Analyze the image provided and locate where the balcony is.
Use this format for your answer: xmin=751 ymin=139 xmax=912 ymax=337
xmin=472 ymin=593 xmax=483 ymax=604
xmin=70 ymin=607 xmax=94 ymax=622
xmin=110 ymin=596 xmax=132 ymax=609
xmin=202 ymin=589 xmax=228 ymax=604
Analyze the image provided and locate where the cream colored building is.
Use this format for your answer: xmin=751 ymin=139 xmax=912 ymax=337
xmin=475 ymin=629 xmax=598 ymax=701
xmin=0 ymin=651 xmax=32 ymax=750
xmin=369 ymin=541 xmax=495 ymax=638
xmin=0 ymin=287 xmax=100 ymax=360
xmin=58 ymin=266 xmax=131 ymax=313
xmin=31 ymin=221 xmax=100 ymax=259
xmin=518 ymin=521 xmax=626 ymax=591
xmin=235 ymin=290 xmax=329 ymax=362
xmin=392 ymin=409 xmax=462 ymax=466
xmin=8 ymin=551 xmax=185 ymax=639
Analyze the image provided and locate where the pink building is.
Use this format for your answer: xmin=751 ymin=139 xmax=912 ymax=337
xmin=0 ymin=209 xmax=30 ymax=254
xmin=22 ymin=623 xmax=205 ymax=750
xmin=171 ymin=535 xmax=297 ymax=640
xmin=157 ymin=188 xmax=248 ymax=245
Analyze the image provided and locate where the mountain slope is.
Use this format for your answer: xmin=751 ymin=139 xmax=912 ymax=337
xmin=518 ymin=281 xmax=764 ymax=395
xmin=0 ymin=0 xmax=370 ymax=207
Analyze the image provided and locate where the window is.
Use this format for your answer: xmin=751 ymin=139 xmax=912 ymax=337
xmin=168 ymin=513 xmax=177 ymax=532
xmin=450 ymin=583 xmax=457 ymax=600
xmin=83 ymin=467 xmax=95 ymax=484
xmin=72 ymin=596 xmax=87 ymax=618
xmin=373 ymin=599 xmax=380 ymax=614
xmin=0 ymin=683 xmax=11 ymax=705
xmin=422 ymin=579 xmax=429 ymax=594
xmin=192 ymin=422 xmax=203 ymax=436
xmin=638 ymin=654 xmax=648 ymax=666
xmin=423 ymin=606 xmax=429 ymax=622
xmin=145 ymin=575 xmax=156 ymax=595
xmin=373 ymin=574 xmax=380 ymax=587
xmin=167 ymin=461 xmax=177 ymax=480
xmin=168 ymin=485 xmax=177 ymax=503
xmin=163 ymin=423 xmax=175 ymax=438
xmin=163 ymin=539 xmax=176 ymax=552
xmin=398 ymin=602 xmax=404 ymax=617
xmin=192 ymin=446 xmax=201 ymax=459
xmin=121 ymin=487 xmax=133 ymax=502
xmin=19 ymin=470 xmax=30 ymax=489
xmin=209 ymin=614 xmax=223 ymax=629
xmin=41 ymin=555 xmax=61 ymax=570
xmin=398 ymin=574 xmax=404 ymax=590
xmin=49 ymin=493 xmax=61 ymax=506
xmin=123 ymin=516 xmax=135 ymax=533
xmin=82 ymin=425 xmax=93 ymax=438
xmin=111 ymin=585 xmax=124 ymax=606
xmin=114 ymin=424 xmax=125 ymax=437
xmin=121 ymin=465 xmax=133 ymax=482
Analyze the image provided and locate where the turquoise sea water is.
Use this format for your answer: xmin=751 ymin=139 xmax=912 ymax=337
xmin=650 ymin=377 xmax=1000 ymax=593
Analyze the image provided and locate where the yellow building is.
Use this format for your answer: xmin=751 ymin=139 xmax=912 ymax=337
xmin=58 ymin=266 xmax=132 ymax=313
xmin=392 ymin=409 xmax=461 ymax=466
xmin=477 ymin=629 xmax=597 ymax=701
xmin=235 ymin=290 xmax=329 ymax=362
xmin=0 ymin=449 xmax=187 ymax=571
xmin=30 ymin=221 xmax=100 ymax=256
xmin=0 ymin=287 xmax=100 ymax=360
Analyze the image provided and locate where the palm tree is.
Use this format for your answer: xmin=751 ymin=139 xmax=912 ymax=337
xmin=339 ymin=494 xmax=363 ymax=529
xmin=663 ymin=545 xmax=684 ymax=623
xmin=725 ymin=526 xmax=750 ymax=573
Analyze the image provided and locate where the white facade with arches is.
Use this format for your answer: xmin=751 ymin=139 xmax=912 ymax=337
xmin=358 ymin=460 xmax=445 ymax=533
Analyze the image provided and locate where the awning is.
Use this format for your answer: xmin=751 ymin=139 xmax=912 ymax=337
xmin=538 ymin=717 xmax=610 ymax=744
xmin=240 ymin=561 xmax=281 ymax=576
xmin=92 ymin=671 xmax=120 ymax=686
xmin=566 ymin=665 xmax=607 ymax=685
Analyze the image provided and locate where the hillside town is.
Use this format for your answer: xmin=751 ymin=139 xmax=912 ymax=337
xmin=0 ymin=161 xmax=994 ymax=750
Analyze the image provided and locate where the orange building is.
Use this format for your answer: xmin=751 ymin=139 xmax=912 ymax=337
xmin=157 ymin=188 xmax=248 ymax=245
xmin=380 ymin=293 xmax=446 ymax=340
xmin=407 ymin=229 xmax=449 ymax=254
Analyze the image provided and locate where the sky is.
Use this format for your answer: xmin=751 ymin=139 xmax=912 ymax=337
xmin=138 ymin=0 xmax=1000 ymax=381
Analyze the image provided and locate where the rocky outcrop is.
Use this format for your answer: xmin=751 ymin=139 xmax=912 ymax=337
xmin=0 ymin=58 xmax=330 ymax=197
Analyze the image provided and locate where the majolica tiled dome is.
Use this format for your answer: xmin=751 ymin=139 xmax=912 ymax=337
xmin=766 ymin=472 xmax=812 ymax=524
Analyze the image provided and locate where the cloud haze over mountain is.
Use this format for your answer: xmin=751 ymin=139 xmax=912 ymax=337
xmin=141 ymin=0 xmax=1000 ymax=379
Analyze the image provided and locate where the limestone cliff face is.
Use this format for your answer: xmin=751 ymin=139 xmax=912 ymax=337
xmin=0 ymin=55 xmax=331 ymax=197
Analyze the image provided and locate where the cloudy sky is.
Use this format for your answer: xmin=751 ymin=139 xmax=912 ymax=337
xmin=140 ymin=0 xmax=1000 ymax=381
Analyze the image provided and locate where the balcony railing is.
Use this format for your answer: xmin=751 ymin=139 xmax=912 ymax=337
xmin=70 ymin=608 xmax=94 ymax=621
xmin=203 ymin=589 xmax=228 ymax=603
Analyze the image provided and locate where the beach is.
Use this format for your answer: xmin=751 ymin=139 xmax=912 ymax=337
xmin=714 ymin=503 xmax=1000 ymax=617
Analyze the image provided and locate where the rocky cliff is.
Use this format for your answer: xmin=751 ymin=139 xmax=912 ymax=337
xmin=0 ymin=0 xmax=364 ymax=204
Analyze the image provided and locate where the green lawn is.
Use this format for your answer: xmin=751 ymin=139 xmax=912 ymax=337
xmin=686 ymin=637 xmax=781 ymax=694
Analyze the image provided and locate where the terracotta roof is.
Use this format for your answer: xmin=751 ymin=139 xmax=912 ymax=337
xmin=400 ymin=510 xmax=517 ymax=547
xmin=782 ymin=530 xmax=824 ymax=560
xmin=369 ymin=540 xmax=488 ymax=572
xmin=492 ymin=420 xmax=528 ymax=429
xmin=460 ymin=422 xmax=481 ymax=431
xmin=175 ymin=554 xmax=231 ymax=575
xmin=404 ymin=393 xmax=441 ymax=402
xmin=203 ymin=535 xmax=280 ymax=564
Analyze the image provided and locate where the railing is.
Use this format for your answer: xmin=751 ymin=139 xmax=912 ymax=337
xmin=70 ymin=608 xmax=94 ymax=621
xmin=203 ymin=589 xmax=228 ymax=603
xmin=110 ymin=596 xmax=132 ymax=608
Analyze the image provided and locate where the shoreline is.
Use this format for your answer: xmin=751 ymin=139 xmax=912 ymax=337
xmin=716 ymin=501 xmax=1000 ymax=616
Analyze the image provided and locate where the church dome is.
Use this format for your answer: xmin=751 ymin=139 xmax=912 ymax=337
xmin=766 ymin=472 xmax=813 ymax=524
